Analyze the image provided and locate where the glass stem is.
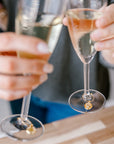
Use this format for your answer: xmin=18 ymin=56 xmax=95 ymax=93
xmin=21 ymin=92 xmax=31 ymax=120
xmin=84 ymin=63 xmax=90 ymax=94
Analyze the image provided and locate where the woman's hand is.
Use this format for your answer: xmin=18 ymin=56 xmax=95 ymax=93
xmin=63 ymin=4 xmax=114 ymax=65
xmin=91 ymin=4 xmax=114 ymax=64
xmin=0 ymin=32 xmax=53 ymax=100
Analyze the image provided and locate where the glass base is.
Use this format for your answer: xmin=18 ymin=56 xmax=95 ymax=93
xmin=68 ymin=89 xmax=106 ymax=113
xmin=1 ymin=114 xmax=44 ymax=141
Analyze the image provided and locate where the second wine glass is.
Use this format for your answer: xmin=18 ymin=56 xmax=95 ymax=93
xmin=1 ymin=0 xmax=68 ymax=141
xmin=67 ymin=0 xmax=107 ymax=113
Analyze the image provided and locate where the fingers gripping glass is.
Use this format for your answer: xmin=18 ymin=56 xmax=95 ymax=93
xmin=0 ymin=0 xmax=68 ymax=141
xmin=67 ymin=0 xmax=107 ymax=113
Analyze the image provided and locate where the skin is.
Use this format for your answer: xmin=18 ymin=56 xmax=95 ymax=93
xmin=91 ymin=4 xmax=114 ymax=64
xmin=0 ymin=33 xmax=53 ymax=100
xmin=64 ymin=4 xmax=114 ymax=64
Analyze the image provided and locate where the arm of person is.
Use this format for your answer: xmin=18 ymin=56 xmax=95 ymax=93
xmin=0 ymin=32 xmax=53 ymax=101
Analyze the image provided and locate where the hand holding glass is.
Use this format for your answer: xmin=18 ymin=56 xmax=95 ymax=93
xmin=1 ymin=0 xmax=68 ymax=141
xmin=67 ymin=0 xmax=107 ymax=113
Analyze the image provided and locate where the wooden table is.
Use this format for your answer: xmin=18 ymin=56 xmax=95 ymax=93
xmin=0 ymin=106 xmax=114 ymax=144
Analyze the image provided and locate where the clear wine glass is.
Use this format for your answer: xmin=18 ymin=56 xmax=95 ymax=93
xmin=67 ymin=0 xmax=107 ymax=113
xmin=0 ymin=0 xmax=68 ymax=141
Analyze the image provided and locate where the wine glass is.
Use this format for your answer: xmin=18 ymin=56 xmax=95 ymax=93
xmin=0 ymin=0 xmax=68 ymax=141
xmin=67 ymin=0 xmax=107 ymax=113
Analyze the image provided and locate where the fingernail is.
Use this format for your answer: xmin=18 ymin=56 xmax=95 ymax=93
xmin=32 ymin=85 xmax=39 ymax=90
xmin=43 ymin=64 xmax=54 ymax=73
xmin=94 ymin=42 xmax=104 ymax=50
xmin=40 ymin=74 xmax=48 ymax=83
xmin=15 ymin=90 xmax=29 ymax=98
xmin=96 ymin=19 xmax=100 ymax=27
xmin=37 ymin=43 xmax=49 ymax=53
xmin=91 ymin=30 xmax=101 ymax=41
xmin=96 ymin=18 xmax=106 ymax=27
